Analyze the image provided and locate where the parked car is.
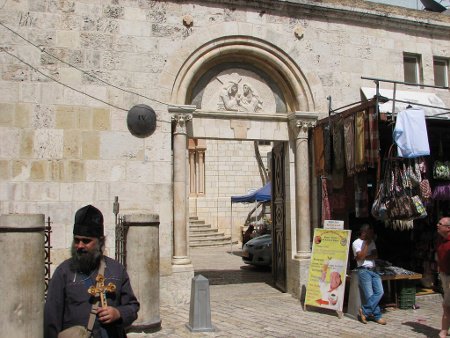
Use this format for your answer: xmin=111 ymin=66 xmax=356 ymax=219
xmin=241 ymin=234 xmax=272 ymax=267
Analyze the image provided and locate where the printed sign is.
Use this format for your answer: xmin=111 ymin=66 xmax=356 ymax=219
xmin=323 ymin=220 xmax=344 ymax=230
xmin=305 ymin=228 xmax=352 ymax=313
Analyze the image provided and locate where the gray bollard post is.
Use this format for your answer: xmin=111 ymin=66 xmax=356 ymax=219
xmin=186 ymin=274 xmax=215 ymax=332
xmin=345 ymin=269 xmax=366 ymax=320
xmin=0 ymin=213 xmax=45 ymax=338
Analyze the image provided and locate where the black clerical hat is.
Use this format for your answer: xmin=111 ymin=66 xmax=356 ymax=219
xmin=73 ymin=205 xmax=104 ymax=238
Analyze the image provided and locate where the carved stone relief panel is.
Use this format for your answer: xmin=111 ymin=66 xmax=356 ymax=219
xmin=200 ymin=69 xmax=277 ymax=114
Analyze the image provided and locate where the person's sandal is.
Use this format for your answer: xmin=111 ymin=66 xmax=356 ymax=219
xmin=375 ymin=318 xmax=386 ymax=325
xmin=358 ymin=308 xmax=367 ymax=324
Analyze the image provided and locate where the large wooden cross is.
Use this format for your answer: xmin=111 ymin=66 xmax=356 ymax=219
xmin=88 ymin=274 xmax=116 ymax=307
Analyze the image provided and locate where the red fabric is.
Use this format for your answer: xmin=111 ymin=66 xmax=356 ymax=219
xmin=365 ymin=106 xmax=380 ymax=168
xmin=321 ymin=177 xmax=331 ymax=224
xmin=313 ymin=125 xmax=325 ymax=177
xmin=436 ymin=234 xmax=450 ymax=274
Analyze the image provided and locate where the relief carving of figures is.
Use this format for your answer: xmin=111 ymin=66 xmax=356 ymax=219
xmin=218 ymin=79 xmax=263 ymax=112
xmin=240 ymin=83 xmax=263 ymax=112
xmin=219 ymin=81 xmax=240 ymax=111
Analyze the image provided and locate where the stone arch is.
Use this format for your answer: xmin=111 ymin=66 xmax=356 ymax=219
xmin=168 ymin=24 xmax=320 ymax=297
xmin=162 ymin=23 xmax=320 ymax=112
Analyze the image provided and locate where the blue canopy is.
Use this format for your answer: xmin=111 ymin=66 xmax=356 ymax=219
xmin=230 ymin=182 xmax=271 ymax=203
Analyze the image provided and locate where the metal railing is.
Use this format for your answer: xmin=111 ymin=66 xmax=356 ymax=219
xmin=44 ymin=216 xmax=52 ymax=299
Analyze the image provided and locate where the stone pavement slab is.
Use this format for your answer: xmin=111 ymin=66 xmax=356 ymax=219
xmin=128 ymin=246 xmax=444 ymax=338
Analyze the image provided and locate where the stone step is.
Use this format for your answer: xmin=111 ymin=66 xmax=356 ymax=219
xmin=189 ymin=219 xmax=205 ymax=225
xmin=189 ymin=224 xmax=211 ymax=230
xmin=190 ymin=232 xmax=225 ymax=239
xmin=188 ymin=216 xmax=232 ymax=248
xmin=190 ymin=238 xmax=236 ymax=247
xmin=190 ymin=228 xmax=218 ymax=234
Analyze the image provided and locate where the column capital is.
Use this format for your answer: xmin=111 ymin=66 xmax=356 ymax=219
xmin=288 ymin=112 xmax=319 ymax=137
xmin=169 ymin=105 xmax=195 ymax=134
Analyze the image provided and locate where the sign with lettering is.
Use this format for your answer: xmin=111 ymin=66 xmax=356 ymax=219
xmin=323 ymin=220 xmax=344 ymax=230
xmin=127 ymin=104 xmax=157 ymax=138
xmin=305 ymin=228 xmax=351 ymax=314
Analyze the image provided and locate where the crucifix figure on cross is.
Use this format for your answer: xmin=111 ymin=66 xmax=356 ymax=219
xmin=88 ymin=274 xmax=116 ymax=307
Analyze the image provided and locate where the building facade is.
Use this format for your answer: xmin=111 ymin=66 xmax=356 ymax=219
xmin=1 ymin=0 xmax=449 ymax=305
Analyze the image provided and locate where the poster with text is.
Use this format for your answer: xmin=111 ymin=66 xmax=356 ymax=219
xmin=304 ymin=228 xmax=351 ymax=312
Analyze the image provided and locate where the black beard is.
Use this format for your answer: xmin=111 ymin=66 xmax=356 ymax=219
xmin=70 ymin=245 xmax=102 ymax=274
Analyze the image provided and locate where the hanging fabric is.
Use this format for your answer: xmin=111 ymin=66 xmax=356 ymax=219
xmin=365 ymin=105 xmax=380 ymax=168
xmin=343 ymin=115 xmax=355 ymax=176
xmin=355 ymin=110 xmax=366 ymax=173
xmin=313 ymin=125 xmax=325 ymax=177
xmin=321 ymin=177 xmax=331 ymax=224
xmin=323 ymin=124 xmax=332 ymax=175
xmin=331 ymin=120 xmax=345 ymax=189
xmin=393 ymin=107 xmax=430 ymax=158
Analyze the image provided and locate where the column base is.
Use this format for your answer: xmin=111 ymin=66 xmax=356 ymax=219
xmin=294 ymin=251 xmax=311 ymax=259
xmin=172 ymin=256 xmax=192 ymax=265
xmin=290 ymin=258 xmax=311 ymax=302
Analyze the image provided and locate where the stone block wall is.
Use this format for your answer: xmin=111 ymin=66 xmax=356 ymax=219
xmin=0 ymin=0 xmax=449 ymax=305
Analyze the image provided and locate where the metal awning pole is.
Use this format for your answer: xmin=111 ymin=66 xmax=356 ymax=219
xmin=230 ymin=202 xmax=233 ymax=254
xmin=392 ymin=82 xmax=397 ymax=122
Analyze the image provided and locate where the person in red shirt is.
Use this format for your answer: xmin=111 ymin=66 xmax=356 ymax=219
xmin=436 ymin=217 xmax=450 ymax=338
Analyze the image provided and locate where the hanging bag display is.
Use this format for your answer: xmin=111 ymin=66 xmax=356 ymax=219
xmin=433 ymin=137 xmax=450 ymax=180
xmin=371 ymin=150 xmax=390 ymax=221
xmin=433 ymin=160 xmax=450 ymax=180
xmin=417 ymin=157 xmax=432 ymax=201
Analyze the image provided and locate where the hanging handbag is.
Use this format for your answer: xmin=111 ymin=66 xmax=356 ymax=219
xmin=411 ymin=195 xmax=427 ymax=218
xmin=433 ymin=137 xmax=450 ymax=180
xmin=433 ymin=160 xmax=450 ymax=180
xmin=58 ymin=326 xmax=92 ymax=338
xmin=419 ymin=179 xmax=432 ymax=200
xmin=405 ymin=159 xmax=421 ymax=187
xmin=371 ymin=156 xmax=389 ymax=221
xmin=371 ymin=183 xmax=388 ymax=221
xmin=432 ymin=182 xmax=450 ymax=200
xmin=386 ymin=193 xmax=418 ymax=220
xmin=385 ymin=219 xmax=414 ymax=231
xmin=58 ymin=260 xmax=106 ymax=338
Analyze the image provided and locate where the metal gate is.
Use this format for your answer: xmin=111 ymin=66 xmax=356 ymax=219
xmin=271 ymin=142 xmax=286 ymax=292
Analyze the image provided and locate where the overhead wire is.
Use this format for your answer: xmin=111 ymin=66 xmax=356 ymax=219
xmin=0 ymin=21 xmax=192 ymax=122
xmin=1 ymin=47 xmax=129 ymax=112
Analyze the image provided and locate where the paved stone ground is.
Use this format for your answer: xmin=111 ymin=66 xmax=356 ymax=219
xmin=128 ymin=246 xmax=444 ymax=338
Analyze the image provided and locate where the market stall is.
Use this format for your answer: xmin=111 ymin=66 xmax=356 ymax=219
xmin=314 ymin=79 xmax=449 ymax=308
xmin=230 ymin=182 xmax=272 ymax=247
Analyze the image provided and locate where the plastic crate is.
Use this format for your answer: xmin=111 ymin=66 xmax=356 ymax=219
xmin=398 ymin=281 xmax=416 ymax=309
xmin=398 ymin=292 xmax=416 ymax=309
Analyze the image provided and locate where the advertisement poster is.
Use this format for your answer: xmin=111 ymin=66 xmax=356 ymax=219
xmin=305 ymin=228 xmax=351 ymax=313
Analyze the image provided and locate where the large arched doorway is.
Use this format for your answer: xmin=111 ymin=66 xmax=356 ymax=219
xmin=166 ymin=27 xmax=320 ymax=298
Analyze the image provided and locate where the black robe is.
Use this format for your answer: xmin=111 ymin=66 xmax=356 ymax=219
xmin=44 ymin=256 xmax=140 ymax=338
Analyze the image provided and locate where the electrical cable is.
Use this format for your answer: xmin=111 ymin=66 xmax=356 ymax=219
xmin=0 ymin=21 xmax=171 ymax=108
xmin=1 ymin=47 xmax=129 ymax=111
xmin=0 ymin=21 xmax=195 ymax=122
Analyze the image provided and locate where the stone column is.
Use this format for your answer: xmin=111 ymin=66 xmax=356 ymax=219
xmin=169 ymin=105 xmax=195 ymax=265
xmin=124 ymin=214 xmax=161 ymax=331
xmin=197 ymin=149 xmax=205 ymax=195
xmin=288 ymin=113 xmax=318 ymax=259
xmin=0 ymin=213 xmax=45 ymax=338
xmin=189 ymin=149 xmax=196 ymax=195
